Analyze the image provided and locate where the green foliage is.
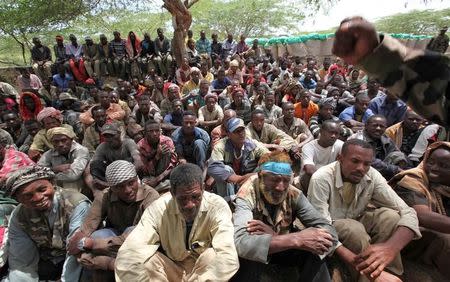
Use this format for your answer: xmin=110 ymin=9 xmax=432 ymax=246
xmin=0 ymin=0 xmax=97 ymax=34
xmin=190 ymin=0 xmax=304 ymax=37
xmin=375 ymin=8 xmax=450 ymax=34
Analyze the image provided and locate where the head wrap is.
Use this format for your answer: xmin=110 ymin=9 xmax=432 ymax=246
xmin=190 ymin=67 xmax=200 ymax=74
xmin=319 ymin=97 xmax=337 ymax=109
xmin=46 ymin=127 xmax=76 ymax=141
xmin=259 ymin=161 xmax=293 ymax=176
xmin=5 ymin=165 xmax=55 ymax=197
xmin=36 ymin=107 xmax=63 ymax=123
xmin=105 ymin=160 xmax=137 ymax=187
xmin=55 ymin=35 xmax=64 ymax=41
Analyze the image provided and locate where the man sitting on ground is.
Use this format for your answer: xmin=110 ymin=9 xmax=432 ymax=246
xmin=339 ymin=92 xmax=374 ymax=132
xmin=38 ymin=127 xmax=90 ymax=192
xmin=308 ymin=139 xmax=421 ymax=281
xmin=5 ymin=166 xmax=90 ymax=281
xmin=301 ymin=120 xmax=344 ymax=192
xmin=90 ymin=123 xmax=143 ymax=193
xmin=309 ymin=98 xmax=352 ymax=139
xmin=197 ymin=93 xmax=223 ymax=133
xmin=138 ymin=119 xmax=178 ymax=192
xmin=389 ymin=142 xmax=450 ymax=278
xmin=67 ymin=160 xmax=159 ymax=281
xmin=115 ymin=164 xmax=239 ymax=281
xmin=350 ymin=115 xmax=405 ymax=180
xmin=233 ymin=151 xmax=337 ymax=281
xmin=208 ymin=118 xmax=269 ymax=202
xmin=171 ymin=111 xmax=210 ymax=170
xmin=80 ymin=91 xmax=126 ymax=127
xmin=272 ymin=101 xmax=313 ymax=147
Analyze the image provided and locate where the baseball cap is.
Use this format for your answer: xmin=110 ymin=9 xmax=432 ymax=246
xmin=226 ymin=118 xmax=245 ymax=133
xmin=101 ymin=123 xmax=120 ymax=135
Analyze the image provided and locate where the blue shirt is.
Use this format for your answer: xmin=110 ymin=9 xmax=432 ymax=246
xmin=339 ymin=106 xmax=374 ymax=123
xmin=299 ymin=76 xmax=317 ymax=90
xmin=171 ymin=127 xmax=210 ymax=157
xmin=211 ymin=78 xmax=231 ymax=91
xmin=52 ymin=74 xmax=73 ymax=91
xmin=368 ymin=95 xmax=407 ymax=127
xmin=196 ymin=38 xmax=211 ymax=54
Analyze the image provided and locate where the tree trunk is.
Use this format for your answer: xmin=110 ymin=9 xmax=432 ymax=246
xmin=1 ymin=29 xmax=27 ymax=65
xmin=162 ymin=0 xmax=199 ymax=67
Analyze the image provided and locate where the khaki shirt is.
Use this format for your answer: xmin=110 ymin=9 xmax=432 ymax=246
xmin=307 ymin=161 xmax=421 ymax=239
xmin=272 ymin=116 xmax=311 ymax=141
xmin=115 ymin=191 xmax=239 ymax=281
xmin=247 ymin=122 xmax=296 ymax=150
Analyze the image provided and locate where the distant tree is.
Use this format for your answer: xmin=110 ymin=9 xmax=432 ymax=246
xmin=0 ymin=0 xmax=99 ymax=64
xmin=375 ymin=9 xmax=450 ymax=34
xmin=190 ymin=0 xmax=303 ymax=38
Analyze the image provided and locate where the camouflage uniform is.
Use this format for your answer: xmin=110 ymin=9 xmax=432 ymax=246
xmin=359 ymin=34 xmax=449 ymax=127
xmin=427 ymin=34 xmax=449 ymax=54
xmin=7 ymin=188 xmax=90 ymax=281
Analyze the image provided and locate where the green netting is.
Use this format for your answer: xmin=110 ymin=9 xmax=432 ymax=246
xmin=248 ymin=32 xmax=431 ymax=47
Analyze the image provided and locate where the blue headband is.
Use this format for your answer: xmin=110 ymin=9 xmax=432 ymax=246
xmin=259 ymin=162 xmax=292 ymax=176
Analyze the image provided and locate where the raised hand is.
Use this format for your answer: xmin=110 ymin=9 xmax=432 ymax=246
xmin=332 ymin=17 xmax=379 ymax=65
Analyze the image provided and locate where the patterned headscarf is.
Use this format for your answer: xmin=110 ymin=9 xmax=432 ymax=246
xmin=37 ymin=107 xmax=63 ymax=123
xmin=5 ymin=166 xmax=55 ymax=197
xmin=46 ymin=127 xmax=76 ymax=140
xmin=105 ymin=160 xmax=137 ymax=187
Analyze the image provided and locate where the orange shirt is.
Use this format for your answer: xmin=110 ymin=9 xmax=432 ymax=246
xmin=294 ymin=101 xmax=318 ymax=124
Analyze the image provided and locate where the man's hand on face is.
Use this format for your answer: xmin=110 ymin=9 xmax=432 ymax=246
xmin=354 ymin=243 xmax=398 ymax=279
xmin=246 ymin=220 xmax=276 ymax=235
xmin=294 ymin=227 xmax=334 ymax=256
xmin=332 ymin=17 xmax=379 ymax=65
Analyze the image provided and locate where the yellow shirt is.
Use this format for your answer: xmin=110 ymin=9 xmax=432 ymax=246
xmin=115 ymin=191 xmax=239 ymax=281
xmin=30 ymin=124 xmax=74 ymax=153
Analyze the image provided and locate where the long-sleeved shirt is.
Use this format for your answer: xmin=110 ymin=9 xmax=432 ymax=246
xmin=171 ymin=127 xmax=210 ymax=158
xmin=154 ymin=37 xmax=171 ymax=55
xmin=90 ymin=138 xmax=140 ymax=181
xmin=358 ymin=34 xmax=449 ymax=126
xmin=38 ymin=141 xmax=90 ymax=191
xmin=309 ymin=114 xmax=353 ymax=138
xmin=80 ymin=184 xmax=159 ymax=256
xmin=307 ymin=161 xmax=421 ymax=239
xmin=196 ymin=38 xmax=211 ymax=54
xmin=349 ymin=131 xmax=402 ymax=179
xmin=31 ymin=45 xmax=52 ymax=62
xmin=66 ymin=43 xmax=83 ymax=59
xmin=6 ymin=191 xmax=90 ymax=282
xmin=222 ymin=39 xmax=237 ymax=58
xmin=272 ymin=116 xmax=311 ymax=141
xmin=234 ymin=175 xmax=338 ymax=263
xmin=137 ymin=135 xmax=177 ymax=178
xmin=246 ymin=122 xmax=296 ymax=151
xmin=338 ymin=105 xmax=374 ymax=123
xmin=115 ymin=191 xmax=239 ymax=281
xmin=368 ymin=94 xmax=407 ymax=127
xmin=208 ymin=137 xmax=269 ymax=180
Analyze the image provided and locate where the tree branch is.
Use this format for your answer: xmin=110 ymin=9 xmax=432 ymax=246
xmin=187 ymin=0 xmax=200 ymax=9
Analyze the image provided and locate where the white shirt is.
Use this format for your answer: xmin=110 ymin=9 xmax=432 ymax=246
xmin=301 ymin=139 xmax=343 ymax=176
